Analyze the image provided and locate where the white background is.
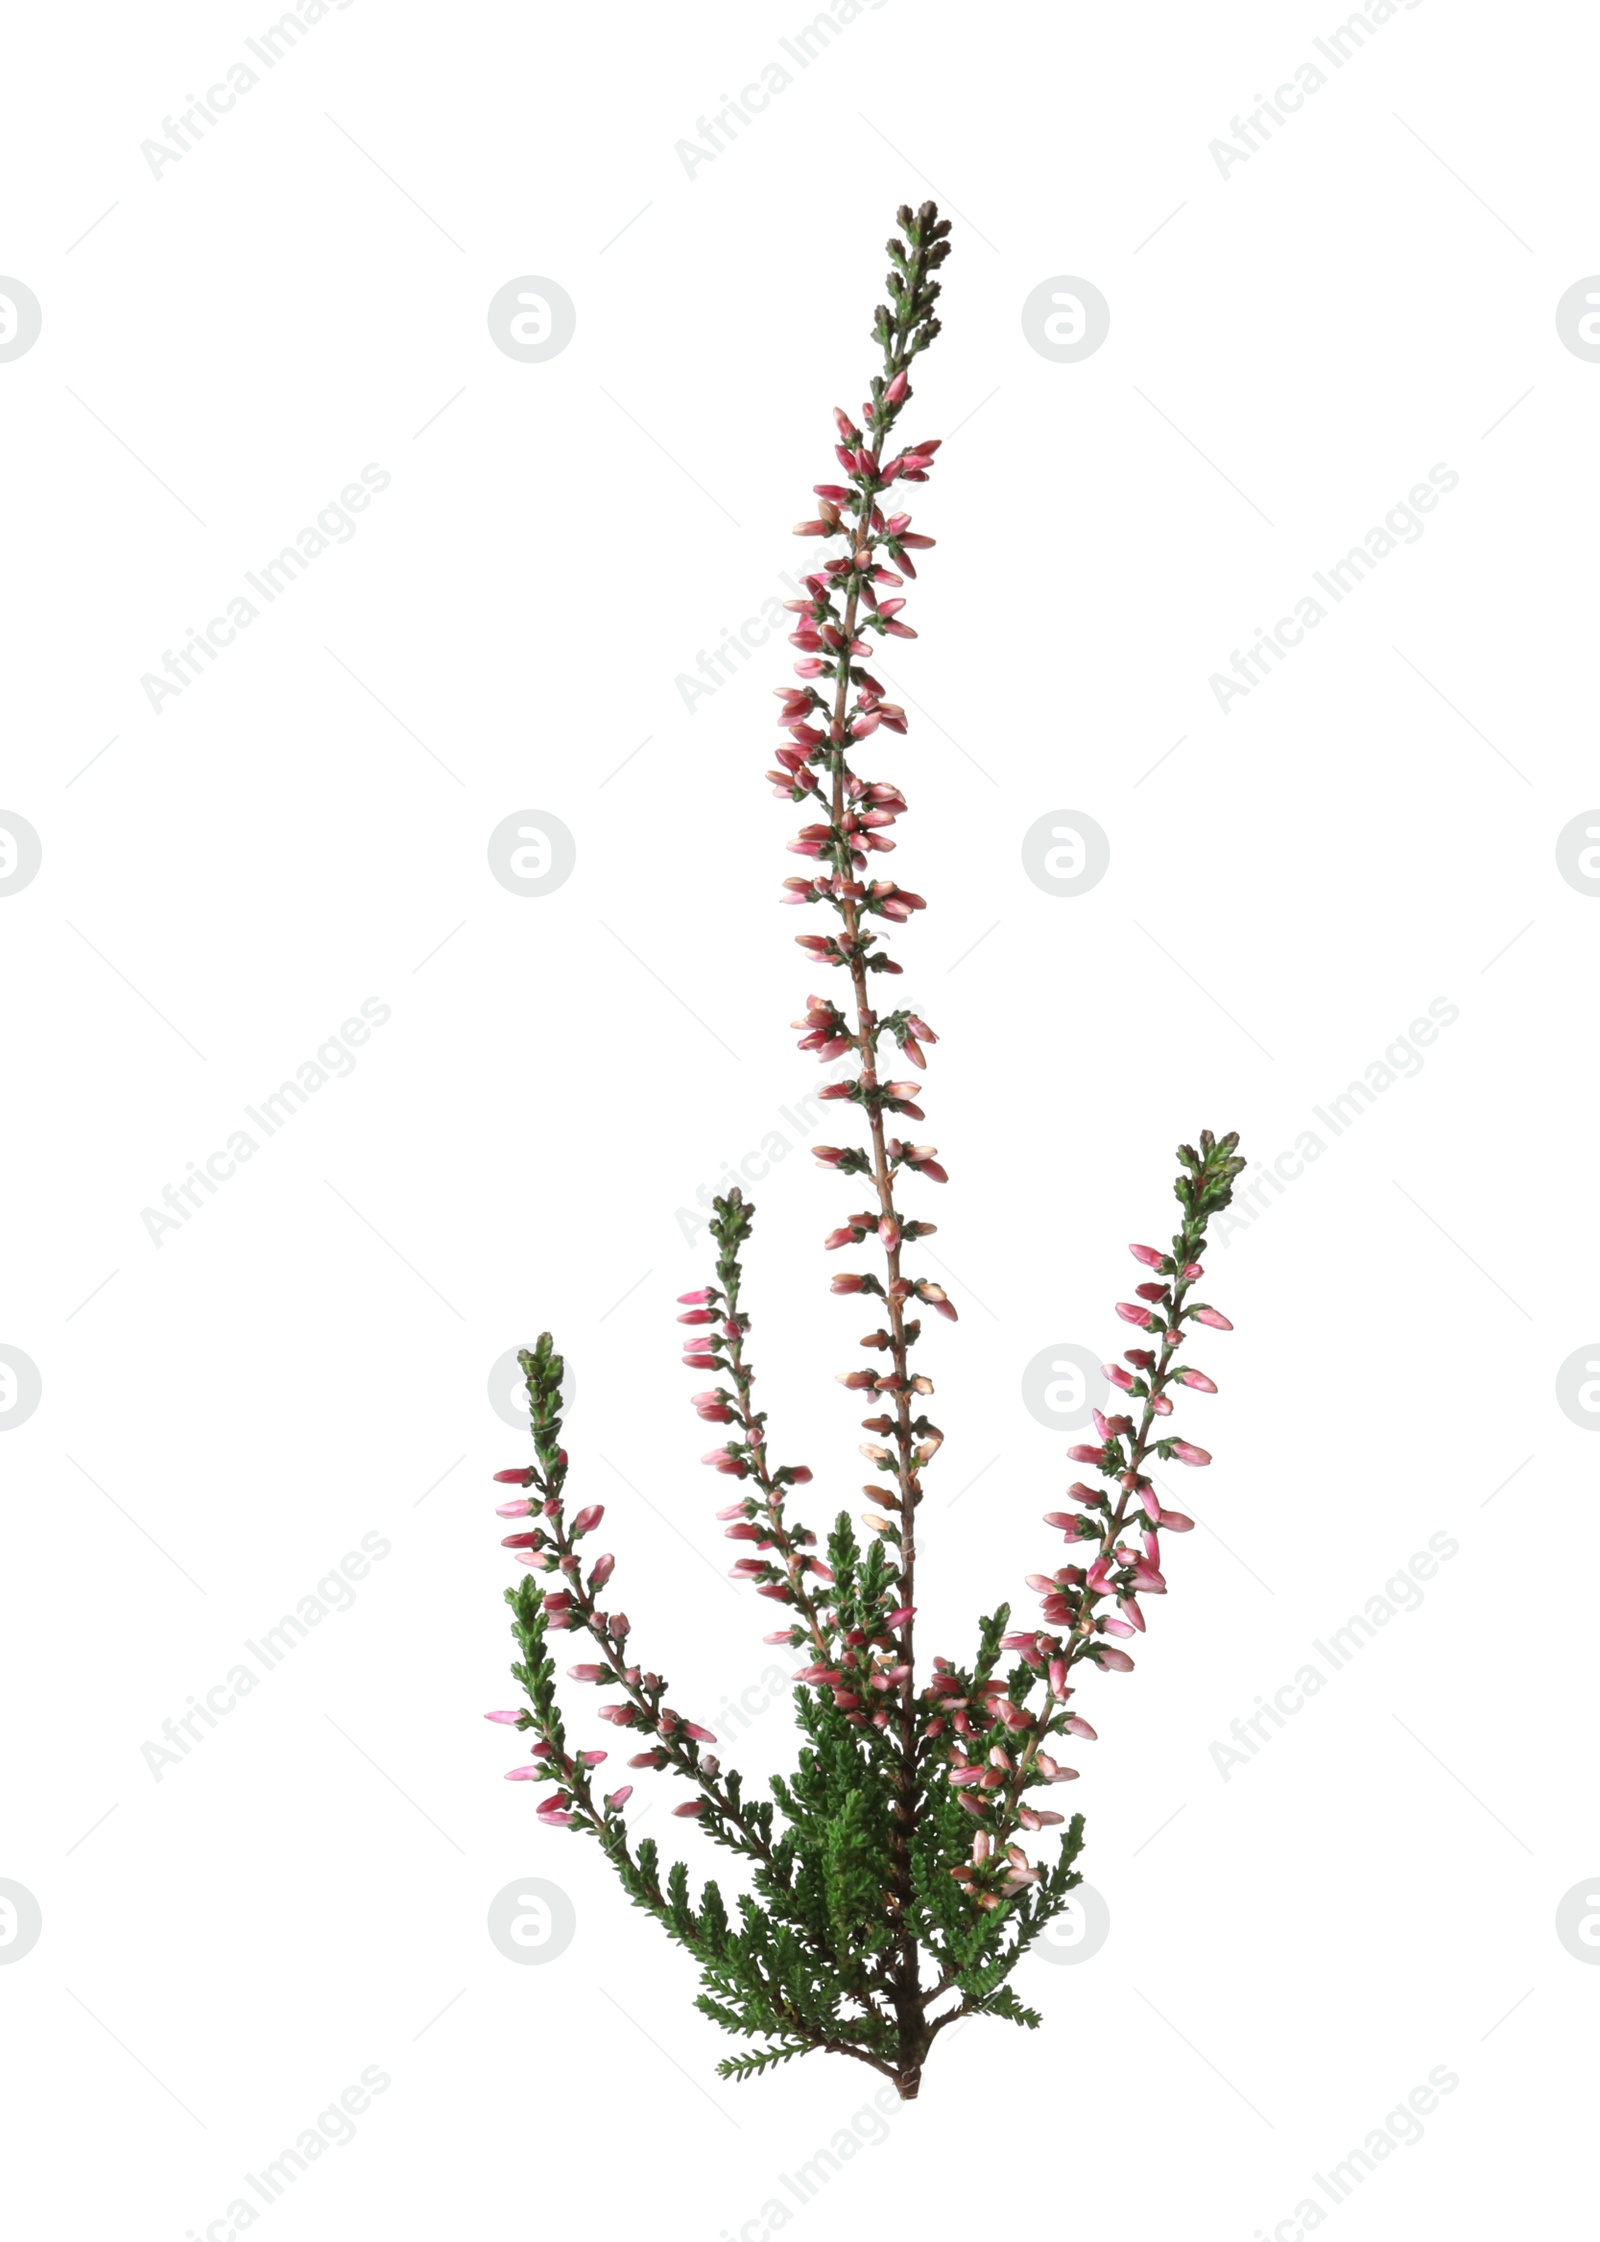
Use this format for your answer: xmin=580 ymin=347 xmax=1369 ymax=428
xmin=2 ymin=2 xmax=1596 ymax=2235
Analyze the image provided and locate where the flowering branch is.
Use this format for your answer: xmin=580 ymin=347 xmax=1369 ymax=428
xmin=485 ymin=203 xmax=1247 ymax=2098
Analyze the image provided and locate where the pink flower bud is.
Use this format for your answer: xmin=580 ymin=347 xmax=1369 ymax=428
xmin=589 ymin=1553 xmax=616 ymax=1588
xmin=1129 ymin=1244 xmax=1164 ymax=1267
xmin=1115 ymin=1302 xmax=1154 ymax=1327
xmin=493 ymin=1468 xmax=533 ymax=1485
xmin=672 ymin=1799 xmax=705 ymax=1818
xmin=1178 ymin=1369 xmax=1217 ymax=1393
xmin=1102 ymin=1363 xmax=1134 ymax=1391
xmin=676 ymin=1288 xmax=713 ymax=1305
xmin=605 ymin=1786 xmax=633 ymax=1812
xmin=1158 ymin=1509 xmax=1195 ymax=1532
xmin=495 ymin=1497 xmax=533 ymax=1517
xmin=1171 ymin=1442 xmax=1211 ymax=1468
xmin=567 ymin=1664 xmax=606 ymax=1683
xmin=571 ymin=1505 xmax=604 ymax=1533
xmin=1194 ymin=1307 xmax=1233 ymax=1330
xmin=504 ymin=1765 xmax=543 ymax=1782
xmin=484 ymin=1710 xmax=522 ymax=1724
xmin=1096 ymin=1647 xmax=1135 ymax=1672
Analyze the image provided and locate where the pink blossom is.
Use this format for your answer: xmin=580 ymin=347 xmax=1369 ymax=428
xmin=484 ymin=1710 xmax=522 ymax=1725
xmin=1194 ymin=1306 xmax=1233 ymax=1330
xmin=1171 ymin=1442 xmax=1212 ymax=1468
xmin=1129 ymin=1244 xmax=1164 ymax=1267
xmin=1178 ymin=1369 xmax=1218 ymax=1392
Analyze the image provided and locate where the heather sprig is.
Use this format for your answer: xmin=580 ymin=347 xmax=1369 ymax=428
xmin=486 ymin=203 xmax=1247 ymax=2097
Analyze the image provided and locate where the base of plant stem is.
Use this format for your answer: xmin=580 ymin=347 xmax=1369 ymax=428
xmin=894 ymin=2065 xmax=922 ymax=2101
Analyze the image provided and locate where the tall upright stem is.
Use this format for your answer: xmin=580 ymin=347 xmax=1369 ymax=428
xmin=821 ymin=489 xmax=933 ymax=2085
